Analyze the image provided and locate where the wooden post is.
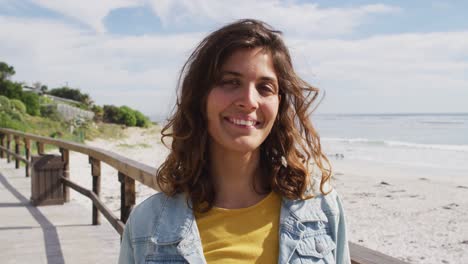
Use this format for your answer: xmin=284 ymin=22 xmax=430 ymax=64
xmin=60 ymin=148 xmax=70 ymax=202
xmin=6 ymin=134 xmax=11 ymax=162
xmin=0 ymin=133 xmax=5 ymax=159
xmin=24 ymin=138 xmax=31 ymax=177
xmin=36 ymin=141 xmax=45 ymax=155
xmin=118 ymin=172 xmax=135 ymax=223
xmin=14 ymin=136 xmax=20 ymax=169
xmin=89 ymin=157 xmax=101 ymax=225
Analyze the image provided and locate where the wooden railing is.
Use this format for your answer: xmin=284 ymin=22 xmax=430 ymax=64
xmin=0 ymin=127 xmax=408 ymax=264
xmin=0 ymin=127 xmax=158 ymax=234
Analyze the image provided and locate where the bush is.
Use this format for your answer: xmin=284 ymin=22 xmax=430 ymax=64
xmin=39 ymin=95 xmax=54 ymax=105
xmin=0 ymin=95 xmax=11 ymax=111
xmin=21 ymin=92 xmax=40 ymax=116
xmin=0 ymin=80 xmax=23 ymax=99
xmin=48 ymin=87 xmax=92 ymax=106
xmin=10 ymin=99 xmax=26 ymax=114
xmin=40 ymin=104 xmax=61 ymax=120
xmin=91 ymin=105 xmax=104 ymax=122
xmin=103 ymin=105 xmax=121 ymax=123
xmin=0 ymin=112 xmax=28 ymax=131
xmin=119 ymin=106 xmax=137 ymax=127
xmin=134 ymin=110 xmax=150 ymax=128
xmin=102 ymin=104 xmax=150 ymax=127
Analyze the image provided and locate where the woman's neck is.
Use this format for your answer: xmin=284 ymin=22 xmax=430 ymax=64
xmin=209 ymin=145 xmax=267 ymax=209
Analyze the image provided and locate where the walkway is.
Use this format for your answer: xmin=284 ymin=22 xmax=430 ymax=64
xmin=0 ymin=159 xmax=120 ymax=264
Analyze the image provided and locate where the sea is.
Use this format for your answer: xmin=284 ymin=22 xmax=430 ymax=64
xmin=314 ymin=113 xmax=468 ymax=171
xmin=151 ymin=113 xmax=468 ymax=171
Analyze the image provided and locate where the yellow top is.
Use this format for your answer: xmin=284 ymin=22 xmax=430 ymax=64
xmin=195 ymin=192 xmax=281 ymax=264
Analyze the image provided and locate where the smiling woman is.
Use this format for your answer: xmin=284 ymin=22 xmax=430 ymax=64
xmin=119 ymin=19 xmax=351 ymax=264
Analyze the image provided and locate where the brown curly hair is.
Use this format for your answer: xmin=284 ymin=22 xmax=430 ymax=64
xmin=156 ymin=19 xmax=332 ymax=212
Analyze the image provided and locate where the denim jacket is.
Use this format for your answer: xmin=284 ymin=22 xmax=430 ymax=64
xmin=119 ymin=189 xmax=350 ymax=264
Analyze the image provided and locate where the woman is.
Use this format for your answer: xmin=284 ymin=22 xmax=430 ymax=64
xmin=119 ymin=19 xmax=350 ymax=264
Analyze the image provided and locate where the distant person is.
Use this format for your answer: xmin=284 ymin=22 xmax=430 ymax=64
xmin=119 ymin=19 xmax=350 ymax=264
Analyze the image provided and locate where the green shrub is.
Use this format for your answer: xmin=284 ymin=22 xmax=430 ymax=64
xmin=0 ymin=112 xmax=28 ymax=131
xmin=48 ymin=87 xmax=92 ymax=106
xmin=40 ymin=104 xmax=61 ymax=120
xmin=134 ymin=110 xmax=150 ymax=128
xmin=0 ymin=95 xmax=11 ymax=111
xmin=10 ymin=99 xmax=26 ymax=114
xmin=103 ymin=105 xmax=121 ymax=123
xmin=119 ymin=106 xmax=137 ymax=127
xmin=21 ymin=92 xmax=40 ymax=116
xmin=91 ymin=105 xmax=104 ymax=122
xmin=39 ymin=95 xmax=54 ymax=105
xmin=102 ymin=104 xmax=150 ymax=127
xmin=0 ymin=80 xmax=23 ymax=99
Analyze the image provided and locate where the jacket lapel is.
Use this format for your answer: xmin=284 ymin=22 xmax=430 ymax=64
xmin=152 ymin=193 xmax=207 ymax=264
xmin=278 ymin=196 xmax=329 ymax=264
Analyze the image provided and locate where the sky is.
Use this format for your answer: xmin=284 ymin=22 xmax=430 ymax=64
xmin=1 ymin=0 xmax=467 ymax=119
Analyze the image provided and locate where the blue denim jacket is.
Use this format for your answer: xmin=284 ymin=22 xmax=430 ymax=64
xmin=119 ymin=189 xmax=350 ymax=264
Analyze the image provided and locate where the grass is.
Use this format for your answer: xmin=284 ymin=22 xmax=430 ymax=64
xmin=117 ymin=143 xmax=152 ymax=149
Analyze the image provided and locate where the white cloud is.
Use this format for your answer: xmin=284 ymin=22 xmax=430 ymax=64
xmin=31 ymin=0 xmax=143 ymax=32
xmin=288 ymin=32 xmax=468 ymax=112
xmin=1 ymin=2 xmax=467 ymax=115
xmin=0 ymin=15 xmax=201 ymax=115
xmin=148 ymin=0 xmax=399 ymax=36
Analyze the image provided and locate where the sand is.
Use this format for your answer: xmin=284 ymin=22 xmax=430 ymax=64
xmin=66 ymin=126 xmax=467 ymax=264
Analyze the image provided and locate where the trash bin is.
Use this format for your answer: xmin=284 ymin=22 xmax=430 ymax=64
xmin=30 ymin=154 xmax=65 ymax=206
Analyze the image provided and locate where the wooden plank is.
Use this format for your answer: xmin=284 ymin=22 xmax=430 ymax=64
xmin=0 ymin=146 xmax=29 ymax=164
xmin=24 ymin=138 xmax=31 ymax=177
xmin=89 ymin=157 xmax=101 ymax=225
xmin=59 ymin=148 xmax=70 ymax=202
xmin=36 ymin=141 xmax=45 ymax=155
xmin=61 ymin=176 xmax=125 ymax=235
xmin=118 ymin=172 xmax=135 ymax=224
xmin=350 ymin=242 xmax=408 ymax=264
xmin=0 ymin=128 xmax=158 ymax=191
xmin=6 ymin=133 xmax=11 ymax=162
xmin=0 ymin=133 xmax=5 ymax=158
xmin=14 ymin=136 xmax=21 ymax=169
xmin=0 ymin=160 xmax=119 ymax=263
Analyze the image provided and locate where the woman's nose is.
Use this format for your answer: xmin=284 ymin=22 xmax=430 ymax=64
xmin=235 ymin=83 xmax=259 ymax=110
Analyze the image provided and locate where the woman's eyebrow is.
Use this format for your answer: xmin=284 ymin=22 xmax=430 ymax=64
xmin=221 ymin=71 xmax=242 ymax=77
xmin=260 ymin=76 xmax=278 ymax=83
xmin=221 ymin=71 xmax=278 ymax=83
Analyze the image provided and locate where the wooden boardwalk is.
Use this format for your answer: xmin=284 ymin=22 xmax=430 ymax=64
xmin=0 ymin=159 xmax=120 ymax=264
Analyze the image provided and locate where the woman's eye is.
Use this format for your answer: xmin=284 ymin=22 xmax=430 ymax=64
xmin=258 ymin=84 xmax=275 ymax=94
xmin=220 ymin=79 xmax=240 ymax=87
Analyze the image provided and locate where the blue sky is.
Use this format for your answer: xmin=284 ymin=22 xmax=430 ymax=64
xmin=1 ymin=0 xmax=467 ymax=118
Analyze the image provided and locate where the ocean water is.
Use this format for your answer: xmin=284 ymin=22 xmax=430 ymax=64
xmin=313 ymin=113 xmax=468 ymax=170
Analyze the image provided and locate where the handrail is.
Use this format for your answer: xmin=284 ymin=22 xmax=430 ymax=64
xmin=0 ymin=128 xmax=159 ymax=188
xmin=0 ymin=127 xmax=408 ymax=263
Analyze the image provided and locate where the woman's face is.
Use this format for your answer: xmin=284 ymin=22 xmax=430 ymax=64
xmin=206 ymin=47 xmax=280 ymax=155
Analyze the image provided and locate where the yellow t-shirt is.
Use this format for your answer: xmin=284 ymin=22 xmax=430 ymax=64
xmin=195 ymin=192 xmax=281 ymax=264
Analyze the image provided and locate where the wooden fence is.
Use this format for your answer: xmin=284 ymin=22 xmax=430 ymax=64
xmin=0 ymin=127 xmax=408 ymax=264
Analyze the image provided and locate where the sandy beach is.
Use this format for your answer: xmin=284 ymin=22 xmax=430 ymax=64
xmin=67 ymin=126 xmax=468 ymax=264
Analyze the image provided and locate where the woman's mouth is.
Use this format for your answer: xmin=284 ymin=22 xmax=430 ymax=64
xmin=225 ymin=117 xmax=260 ymax=128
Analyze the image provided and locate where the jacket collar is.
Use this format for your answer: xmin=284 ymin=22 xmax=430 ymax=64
xmin=278 ymin=196 xmax=328 ymax=264
xmin=151 ymin=193 xmax=207 ymax=264
xmin=152 ymin=192 xmax=328 ymax=264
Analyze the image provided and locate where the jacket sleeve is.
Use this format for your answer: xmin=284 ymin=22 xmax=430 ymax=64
xmin=335 ymin=192 xmax=351 ymax=264
xmin=118 ymin=216 xmax=135 ymax=264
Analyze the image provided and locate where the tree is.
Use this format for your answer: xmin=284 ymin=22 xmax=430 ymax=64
xmin=0 ymin=80 xmax=23 ymax=99
xmin=21 ymin=92 xmax=40 ymax=116
xmin=40 ymin=85 xmax=48 ymax=94
xmin=48 ymin=86 xmax=93 ymax=106
xmin=119 ymin=106 xmax=137 ymax=126
xmin=0 ymin=62 xmax=15 ymax=81
xmin=103 ymin=105 xmax=121 ymax=123
xmin=91 ymin=105 xmax=104 ymax=122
